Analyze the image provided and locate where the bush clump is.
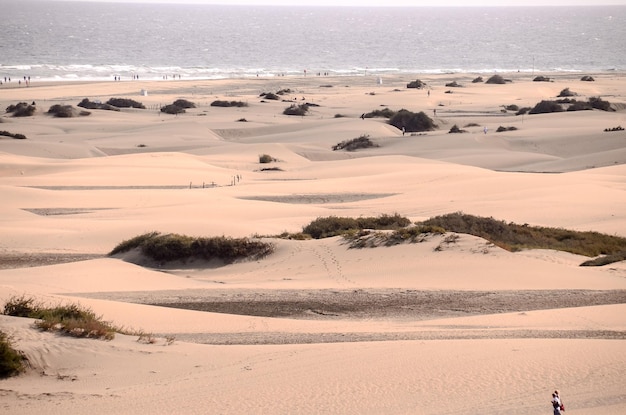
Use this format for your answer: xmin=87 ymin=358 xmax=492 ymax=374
xmin=495 ymin=126 xmax=518 ymax=132
xmin=47 ymin=104 xmax=90 ymax=118
xmin=172 ymin=99 xmax=196 ymax=109
xmin=448 ymin=124 xmax=467 ymax=133
xmin=485 ymin=74 xmax=508 ymax=84
xmin=3 ymin=295 xmax=116 ymax=340
xmin=0 ymin=331 xmax=26 ymax=378
xmin=515 ymin=107 xmax=532 ymax=115
xmin=283 ymin=103 xmax=310 ymax=116
xmin=406 ymin=79 xmax=426 ymax=89
xmin=604 ymin=126 xmax=624 ymax=132
xmin=332 ymin=134 xmax=378 ymax=151
xmin=503 ymin=104 xmax=519 ymax=111
xmin=445 ymin=81 xmax=462 ymax=87
xmin=0 ymin=130 xmax=27 ymax=139
xmin=418 ymin=212 xmax=626 ymax=262
xmin=210 ymin=100 xmax=247 ymax=107
xmin=363 ymin=107 xmax=396 ymax=118
xmin=78 ymin=98 xmax=120 ymax=111
xmin=109 ymin=232 xmax=274 ymax=263
xmin=529 ymin=100 xmax=563 ymax=114
xmin=558 ymin=88 xmax=577 ymax=97
xmin=259 ymin=154 xmax=276 ymax=163
xmin=581 ymin=75 xmax=595 ymax=82
xmin=106 ymin=98 xmax=145 ymax=109
xmin=302 ymin=213 xmax=411 ymax=239
xmin=388 ymin=109 xmax=436 ymax=132
xmin=472 ymin=76 xmax=484 ymax=83
xmin=259 ymin=92 xmax=280 ymax=100
xmin=6 ymin=102 xmax=36 ymax=117
xmin=566 ymin=101 xmax=592 ymax=111
xmin=533 ymin=75 xmax=551 ymax=82
xmin=160 ymin=104 xmax=186 ymax=114
xmin=588 ymin=97 xmax=614 ymax=112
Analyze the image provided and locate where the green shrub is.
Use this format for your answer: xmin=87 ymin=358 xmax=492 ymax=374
xmin=406 ymin=79 xmax=426 ymax=89
xmin=0 ymin=331 xmax=25 ymax=378
xmin=588 ymin=97 xmax=614 ymax=112
xmin=485 ymin=74 xmax=507 ymax=84
xmin=78 ymin=98 xmax=120 ymax=111
xmin=495 ymin=126 xmax=518 ymax=132
xmin=418 ymin=212 xmax=626 ymax=260
xmin=533 ymin=76 xmax=551 ymax=82
xmin=332 ymin=135 xmax=378 ymax=151
xmin=0 ymin=130 xmax=27 ymax=139
xmin=260 ymin=92 xmax=279 ymax=100
xmin=160 ymin=104 xmax=185 ymax=114
xmin=259 ymin=154 xmax=275 ymax=163
xmin=388 ymin=109 xmax=436 ymax=132
xmin=48 ymin=104 xmax=90 ymax=118
xmin=106 ymin=98 xmax=145 ymax=109
xmin=109 ymin=232 xmax=274 ymax=263
xmin=6 ymin=102 xmax=36 ymax=117
xmin=173 ymin=99 xmax=196 ymax=109
xmin=558 ymin=88 xmax=577 ymax=97
xmin=567 ymin=101 xmax=592 ymax=111
xmin=211 ymin=100 xmax=247 ymax=107
xmin=302 ymin=214 xmax=411 ymax=239
xmin=283 ymin=103 xmax=310 ymax=116
xmin=448 ymin=124 xmax=466 ymax=133
xmin=3 ymin=296 xmax=116 ymax=340
xmin=529 ymin=100 xmax=563 ymax=114
xmin=363 ymin=107 xmax=395 ymax=118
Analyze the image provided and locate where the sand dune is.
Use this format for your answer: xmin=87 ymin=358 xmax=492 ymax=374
xmin=1 ymin=72 xmax=625 ymax=414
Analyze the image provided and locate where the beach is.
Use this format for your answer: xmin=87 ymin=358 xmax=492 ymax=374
xmin=1 ymin=72 xmax=625 ymax=414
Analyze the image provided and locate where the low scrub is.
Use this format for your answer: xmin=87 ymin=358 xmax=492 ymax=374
xmin=109 ymin=232 xmax=274 ymax=263
xmin=604 ymin=125 xmax=624 ymax=132
xmin=515 ymin=107 xmax=532 ymax=115
xmin=343 ymin=225 xmax=446 ymax=248
xmin=418 ymin=212 xmax=626 ymax=264
xmin=566 ymin=101 xmax=592 ymax=111
xmin=0 ymin=130 xmax=27 ymax=139
xmin=533 ymin=75 xmax=551 ymax=82
xmin=485 ymin=74 xmax=508 ymax=84
xmin=588 ymin=97 xmax=614 ymax=112
xmin=0 ymin=331 xmax=25 ymax=378
xmin=445 ymin=81 xmax=462 ymax=87
xmin=388 ymin=109 xmax=436 ymax=132
xmin=406 ymin=79 xmax=426 ymax=89
xmin=259 ymin=92 xmax=279 ymax=100
xmin=106 ymin=98 xmax=145 ymax=109
xmin=3 ymin=295 xmax=116 ymax=340
xmin=448 ymin=124 xmax=466 ymax=133
xmin=210 ymin=100 xmax=247 ymax=107
xmin=472 ymin=76 xmax=484 ymax=83
xmin=503 ymin=104 xmax=519 ymax=111
xmin=259 ymin=153 xmax=276 ymax=163
xmin=160 ymin=104 xmax=186 ymax=114
xmin=495 ymin=126 xmax=518 ymax=132
xmin=302 ymin=214 xmax=411 ymax=239
xmin=529 ymin=100 xmax=563 ymax=114
xmin=173 ymin=99 xmax=196 ymax=109
xmin=558 ymin=88 xmax=577 ymax=97
xmin=283 ymin=103 xmax=310 ymax=116
xmin=78 ymin=98 xmax=120 ymax=111
xmin=363 ymin=107 xmax=395 ymax=118
xmin=332 ymin=134 xmax=378 ymax=151
xmin=6 ymin=102 xmax=36 ymax=117
xmin=48 ymin=104 xmax=90 ymax=118
xmin=581 ymin=75 xmax=595 ymax=82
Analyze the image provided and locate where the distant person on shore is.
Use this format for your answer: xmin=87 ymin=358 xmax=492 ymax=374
xmin=551 ymin=392 xmax=562 ymax=414
xmin=483 ymin=126 xmax=488 ymax=134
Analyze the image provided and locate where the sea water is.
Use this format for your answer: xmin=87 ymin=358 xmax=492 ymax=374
xmin=1 ymin=1 xmax=625 ymax=82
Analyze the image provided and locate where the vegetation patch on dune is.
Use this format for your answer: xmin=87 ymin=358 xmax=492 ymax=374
xmin=211 ymin=100 xmax=247 ymax=107
xmin=300 ymin=214 xmax=412 ymax=239
xmin=48 ymin=104 xmax=90 ymax=118
xmin=3 ymin=295 xmax=116 ymax=340
xmin=0 ymin=130 xmax=27 ymax=139
xmin=283 ymin=103 xmax=311 ymax=116
xmin=106 ymin=98 xmax=145 ymax=109
xmin=0 ymin=330 xmax=26 ymax=378
xmin=78 ymin=98 xmax=120 ymax=111
xmin=109 ymin=232 xmax=274 ymax=263
xmin=332 ymin=134 xmax=378 ymax=151
xmin=388 ymin=109 xmax=437 ymax=132
xmin=6 ymin=102 xmax=36 ymax=117
xmin=418 ymin=212 xmax=626 ymax=264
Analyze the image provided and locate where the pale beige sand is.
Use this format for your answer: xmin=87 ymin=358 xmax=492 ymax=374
xmin=0 ymin=72 xmax=625 ymax=414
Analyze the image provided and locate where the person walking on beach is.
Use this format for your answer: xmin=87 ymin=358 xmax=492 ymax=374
xmin=551 ymin=392 xmax=563 ymax=414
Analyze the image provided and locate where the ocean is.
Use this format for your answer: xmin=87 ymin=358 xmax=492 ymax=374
xmin=1 ymin=1 xmax=625 ymax=82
